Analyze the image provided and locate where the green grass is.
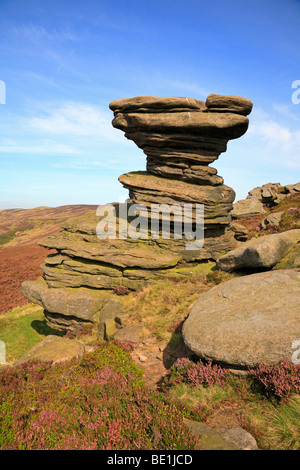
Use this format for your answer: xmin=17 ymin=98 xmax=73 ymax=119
xmin=0 ymin=304 xmax=63 ymax=364
xmin=267 ymin=396 xmax=300 ymax=450
xmin=121 ymin=267 xmax=234 ymax=343
xmin=0 ymin=225 xmax=35 ymax=245
xmin=0 ymin=231 xmax=16 ymax=245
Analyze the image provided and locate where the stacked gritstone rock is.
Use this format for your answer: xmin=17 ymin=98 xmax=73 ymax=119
xmin=111 ymin=94 xmax=252 ymax=244
xmin=22 ymin=94 xmax=252 ymax=334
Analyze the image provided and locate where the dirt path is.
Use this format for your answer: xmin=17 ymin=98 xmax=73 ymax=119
xmin=129 ymin=335 xmax=195 ymax=390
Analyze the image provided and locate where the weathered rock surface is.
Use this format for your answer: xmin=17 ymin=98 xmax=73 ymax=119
xmin=17 ymin=335 xmax=84 ymax=365
xmin=111 ymin=94 xmax=251 ymax=182
xmin=216 ymin=229 xmax=300 ymax=272
xmin=22 ymin=277 xmax=107 ymax=320
xmin=182 ymin=269 xmax=300 ymax=368
xmin=273 ymin=243 xmax=300 ymax=270
xmin=205 ymin=94 xmax=253 ymax=116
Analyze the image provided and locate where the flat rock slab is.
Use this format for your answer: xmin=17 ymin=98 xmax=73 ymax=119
xmin=16 ymin=335 xmax=84 ymax=365
xmin=182 ymin=269 xmax=300 ymax=368
xmin=39 ymin=230 xmax=182 ymax=269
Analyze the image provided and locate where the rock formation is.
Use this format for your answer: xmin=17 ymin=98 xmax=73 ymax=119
xmin=22 ymin=94 xmax=253 ymax=333
xmin=182 ymin=269 xmax=300 ymax=368
xmin=111 ymin=94 xmax=252 ymax=232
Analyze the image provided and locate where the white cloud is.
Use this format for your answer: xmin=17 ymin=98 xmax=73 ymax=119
xmin=25 ymin=101 xmax=124 ymax=142
xmin=164 ymin=80 xmax=209 ymax=98
xmin=246 ymin=107 xmax=300 ymax=162
xmin=0 ymin=142 xmax=76 ymax=155
xmin=272 ymin=103 xmax=300 ymax=122
xmin=52 ymin=158 xmax=123 ymax=170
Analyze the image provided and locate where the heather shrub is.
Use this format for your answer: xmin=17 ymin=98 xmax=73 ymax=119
xmin=113 ymin=285 xmax=131 ymax=295
xmin=249 ymin=360 xmax=300 ymax=402
xmin=168 ymin=357 xmax=229 ymax=387
xmin=0 ymin=342 xmax=199 ymax=450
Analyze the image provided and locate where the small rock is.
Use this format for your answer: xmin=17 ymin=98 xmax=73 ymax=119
xmin=138 ymin=354 xmax=148 ymax=363
xmin=97 ymin=317 xmax=120 ymax=341
xmin=100 ymin=298 xmax=123 ymax=322
xmin=230 ymin=222 xmax=248 ymax=241
xmin=284 ymin=182 xmax=300 ymax=194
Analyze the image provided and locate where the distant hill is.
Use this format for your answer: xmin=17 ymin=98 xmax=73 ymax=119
xmin=0 ymin=204 xmax=98 ymax=247
xmin=0 ymin=204 xmax=98 ymax=313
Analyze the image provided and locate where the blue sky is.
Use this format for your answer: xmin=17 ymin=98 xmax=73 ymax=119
xmin=0 ymin=0 xmax=300 ymax=209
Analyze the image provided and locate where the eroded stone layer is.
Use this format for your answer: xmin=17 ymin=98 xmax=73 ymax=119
xmin=118 ymin=172 xmax=235 ymax=227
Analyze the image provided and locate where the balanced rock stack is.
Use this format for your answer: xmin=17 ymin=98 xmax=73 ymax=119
xmin=111 ymin=94 xmax=252 ymax=234
xmin=22 ymin=94 xmax=252 ymax=334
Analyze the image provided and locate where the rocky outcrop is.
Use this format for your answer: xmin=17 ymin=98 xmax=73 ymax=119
xmin=182 ymin=269 xmax=300 ymax=368
xmin=22 ymin=94 xmax=253 ymax=333
xmin=231 ymin=182 xmax=300 ymax=219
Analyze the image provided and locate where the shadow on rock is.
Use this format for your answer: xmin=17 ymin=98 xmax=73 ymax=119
xmin=31 ymin=319 xmax=65 ymax=337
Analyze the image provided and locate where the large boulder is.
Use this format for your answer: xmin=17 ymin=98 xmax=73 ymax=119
xmin=182 ymin=269 xmax=300 ymax=368
xmin=216 ymin=229 xmax=300 ymax=272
